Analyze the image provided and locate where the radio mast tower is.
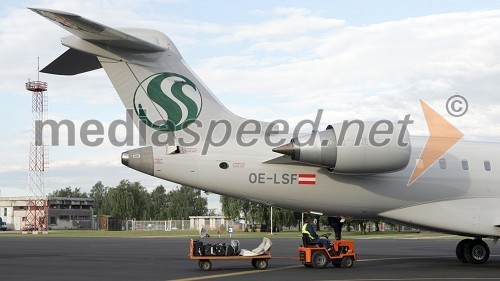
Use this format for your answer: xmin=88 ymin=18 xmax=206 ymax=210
xmin=24 ymin=59 xmax=48 ymax=234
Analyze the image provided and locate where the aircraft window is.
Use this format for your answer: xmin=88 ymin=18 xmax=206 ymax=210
xmin=219 ymin=162 xmax=229 ymax=169
xmin=484 ymin=160 xmax=492 ymax=171
xmin=439 ymin=158 xmax=447 ymax=169
xmin=462 ymin=160 xmax=469 ymax=170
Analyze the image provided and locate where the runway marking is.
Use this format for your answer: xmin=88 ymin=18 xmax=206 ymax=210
xmin=170 ymin=264 xmax=300 ymax=281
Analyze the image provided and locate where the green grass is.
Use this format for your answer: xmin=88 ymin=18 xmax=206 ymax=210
xmin=0 ymin=229 xmax=457 ymax=239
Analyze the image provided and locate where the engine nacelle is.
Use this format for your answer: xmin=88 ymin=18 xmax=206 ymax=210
xmin=273 ymin=121 xmax=411 ymax=174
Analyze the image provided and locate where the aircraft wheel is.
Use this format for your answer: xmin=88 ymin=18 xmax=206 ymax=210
xmin=311 ymin=251 xmax=329 ymax=269
xmin=456 ymin=239 xmax=472 ymax=263
xmin=198 ymin=260 xmax=212 ymax=271
xmin=254 ymin=259 xmax=269 ymax=270
xmin=341 ymin=256 xmax=354 ymax=268
xmin=464 ymin=239 xmax=490 ymax=264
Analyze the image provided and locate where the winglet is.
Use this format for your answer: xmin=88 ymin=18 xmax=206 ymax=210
xmin=407 ymin=99 xmax=464 ymax=186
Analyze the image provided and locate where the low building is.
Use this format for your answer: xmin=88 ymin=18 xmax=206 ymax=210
xmin=189 ymin=216 xmax=232 ymax=231
xmin=48 ymin=197 xmax=94 ymax=229
xmin=97 ymin=215 xmax=122 ymax=231
xmin=0 ymin=196 xmax=94 ymax=230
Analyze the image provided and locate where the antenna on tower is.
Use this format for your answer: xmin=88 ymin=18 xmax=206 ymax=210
xmin=24 ymin=59 xmax=49 ymax=234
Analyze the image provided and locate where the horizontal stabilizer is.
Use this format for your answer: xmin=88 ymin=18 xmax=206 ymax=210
xmin=41 ymin=49 xmax=102 ymax=75
xmin=29 ymin=8 xmax=166 ymax=52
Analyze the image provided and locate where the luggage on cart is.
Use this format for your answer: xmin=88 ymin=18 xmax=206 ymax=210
xmin=225 ymin=245 xmax=235 ymax=256
xmin=215 ymin=243 xmax=226 ymax=256
xmin=204 ymin=244 xmax=216 ymax=256
xmin=225 ymin=240 xmax=240 ymax=256
xmin=193 ymin=240 xmax=204 ymax=256
xmin=189 ymin=239 xmax=272 ymax=271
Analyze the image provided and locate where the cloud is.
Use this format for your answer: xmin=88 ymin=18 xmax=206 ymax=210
xmin=195 ymin=9 xmax=500 ymax=139
xmin=213 ymin=7 xmax=344 ymax=44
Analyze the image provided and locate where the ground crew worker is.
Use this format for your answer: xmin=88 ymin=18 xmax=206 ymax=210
xmin=302 ymin=217 xmax=333 ymax=254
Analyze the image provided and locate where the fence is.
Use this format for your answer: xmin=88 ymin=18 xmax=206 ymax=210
xmin=125 ymin=220 xmax=190 ymax=231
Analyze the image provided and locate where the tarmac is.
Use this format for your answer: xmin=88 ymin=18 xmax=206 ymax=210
xmin=1 ymin=236 xmax=500 ymax=281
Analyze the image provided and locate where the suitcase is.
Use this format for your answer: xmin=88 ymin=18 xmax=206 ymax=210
xmin=193 ymin=240 xmax=203 ymax=256
xmin=204 ymin=244 xmax=215 ymax=256
xmin=225 ymin=245 xmax=237 ymax=256
xmin=230 ymin=240 xmax=240 ymax=255
xmin=215 ymin=244 xmax=226 ymax=256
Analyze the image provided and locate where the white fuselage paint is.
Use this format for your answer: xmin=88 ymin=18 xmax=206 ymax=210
xmin=151 ymin=136 xmax=500 ymax=238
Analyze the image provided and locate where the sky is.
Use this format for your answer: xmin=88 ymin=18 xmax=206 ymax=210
xmin=2 ymin=0 xmax=500 ymax=212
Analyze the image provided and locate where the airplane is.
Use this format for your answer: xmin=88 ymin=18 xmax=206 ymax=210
xmin=31 ymin=8 xmax=500 ymax=265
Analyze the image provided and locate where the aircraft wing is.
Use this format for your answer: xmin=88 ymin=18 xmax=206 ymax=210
xmin=29 ymin=8 xmax=166 ymax=52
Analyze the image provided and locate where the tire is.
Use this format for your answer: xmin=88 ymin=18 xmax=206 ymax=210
xmin=311 ymin=251 xmax=329 ymax=269
xmin=198 ymin=260 xmax=212 ymax=271
xmin=456 ymin=239 xmax=471 ymax=263
xmin=341 ymin=256 xmax=354 ymax=268
xmin=251 ymin=258 xmax=257 ymax=269
xmin=254 ymin=259 xmax=269 ymax=270
xmin=464 ymin=239 xmax=490 ymax=264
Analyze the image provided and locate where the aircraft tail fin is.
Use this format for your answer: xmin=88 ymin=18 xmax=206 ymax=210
xmin=31 ymin=8 xmax=241 ymax=146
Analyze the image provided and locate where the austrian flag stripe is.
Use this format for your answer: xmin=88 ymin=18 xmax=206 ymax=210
xmin=298 ymin=174 xmax=316 ymax=185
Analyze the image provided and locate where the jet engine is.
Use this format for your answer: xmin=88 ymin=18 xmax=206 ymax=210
xmin=273 ymin=121 xmax=411 ymax=174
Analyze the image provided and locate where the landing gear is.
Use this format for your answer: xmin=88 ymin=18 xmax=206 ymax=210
xmin=455 ymin=239 xmax=471 ymax=263
xmin=455 ymin=238 xmax=490 ymax=264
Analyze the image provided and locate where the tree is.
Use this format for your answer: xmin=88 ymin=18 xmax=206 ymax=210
xmin=344 ymin=219 xmax=353 ymax=232
xmin=89 ymin=181 xmax=108 ymax=215
xmin=220 ymin=196 xmax=243 ymax=221
xmin=165 ymin=185 xmax=207 ymax=219
xmin=351 ymin=220 xmax=368 ymax=234
xmin=220 ymin=196 xmax=260 ymax=231
xmin=149 ymin=185 xmax=168 ymax=219
xmin=49 ymin=187 xmax=88 ymax=198
xmin=271 ymin=208 xmax=295 ymax=232
xmin=220 ymin=195 xmax=298 ymax=232
xmin=106 ymin=180 xmax=149 ymax=220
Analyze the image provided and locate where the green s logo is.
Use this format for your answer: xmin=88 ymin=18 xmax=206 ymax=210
xmin=133 ymin=73 xmax=202 ymax=131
